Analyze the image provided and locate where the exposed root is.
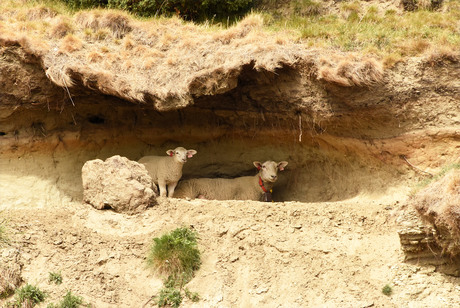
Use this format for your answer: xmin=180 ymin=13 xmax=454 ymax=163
xmin=400 ymin=155 xmax=433 ymax=177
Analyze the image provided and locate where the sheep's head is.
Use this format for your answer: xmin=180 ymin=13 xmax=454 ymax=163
xmin=167 ymin=147 xmax=197 ymax=164
xmin=254 ymin=161 xmax=288 ymax=183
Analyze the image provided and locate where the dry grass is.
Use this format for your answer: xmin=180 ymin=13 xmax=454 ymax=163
xmin=87 ymin=50 xmax=103 ymax=63
xmin=425 ymin=45 xmax=459 ymax=66
xmin=413 ymin=168 xmax=460 ymax=256
xmin=1 ymin=1 xmax=459 ymax=109
xmin=383 ymin=53 xmax=404 ymax=68
xmin=59 ymin=33 xmax=82 ymax=54
xmin=317 ymin=55 xmax=384 ymax=87
xmin=122 ymin=35 xmax=135 ymax=50
xmin=143 ymin=57 xmax=157 ymax=69
xmin=26 ymin=5 xmax=57 ymax=20
xmin=49 ymin=16 xmax=73 ymax=38
xmin=75 ymin=10 xmax=132 ymax=39
xmin=0 ymin=265 xmax=22 ymax=298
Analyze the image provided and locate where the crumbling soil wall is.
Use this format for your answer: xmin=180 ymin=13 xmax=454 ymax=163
xmin=1 ymin=45 xmax=459 ymax=206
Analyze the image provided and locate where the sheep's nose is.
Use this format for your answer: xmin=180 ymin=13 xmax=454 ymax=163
xmin=271 ymin=175 xmax=277 ymax=180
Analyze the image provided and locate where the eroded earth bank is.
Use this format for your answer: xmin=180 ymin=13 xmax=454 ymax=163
xmin=1 ymin=16 xmax=460 ymax=307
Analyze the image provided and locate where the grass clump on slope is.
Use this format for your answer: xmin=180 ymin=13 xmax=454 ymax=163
xmin=12 ymin=284 xmax=46 ymax=307
xmin=147 ymin=227 xmax=201 ymax=307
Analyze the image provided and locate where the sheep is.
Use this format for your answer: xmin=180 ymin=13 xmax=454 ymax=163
xmin=138 ymin=147 xmax=197 ymax=198
xmin=174 ymin=160 xmax=288 ymax=202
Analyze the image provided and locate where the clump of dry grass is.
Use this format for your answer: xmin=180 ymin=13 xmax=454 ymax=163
xmin=16 ymin=35 xmax=49 ymax=57
xmin=317 ymin=54 xmax=384 ymax=87
xmin=122 ymin=34 xmax=135 ymax=50
xmin=399 ymin=39 xmax=431 ymax=56
xmin=425 ymin=45 xmax=459 ymax=66
xmin=0 ymin=264 xmax=22 ymax=298
xmin=59 ymin=33 xmax=82 ymax=54
xmin=75 ymin=10 xmax=132 ymax=38
xmin=87 ymin=50 xmax=103 ymax=63
xmin=143 ymin=57 xmax=157 ymax=69
xmin=413 ymin=168 xmax=460 ymax=256
xmin=213 ymin=14 xmax=264 ymax=44
xmin=383 ymin=53 xmax=403 ymax=68
xmin=26 ymin=5 xmax=57 ymax=20
xmin=49 ymin=16 xmax=73 ymax=38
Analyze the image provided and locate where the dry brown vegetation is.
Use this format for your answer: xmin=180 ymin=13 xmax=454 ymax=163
xmin=413 ymin=168 xmax=460 ymax=256
xmin=317 ymin=54 xmax=384 ymax=87
xmin=49 ymin=16 xmax=73 ymax=38
xmin=1 ymin=1 xmax=459 ymax=111
xmin=425 ymin=45 xmax=460 ymax=66
xmin=0 ymin=265 xmax=22 ymax=298
xmin=75 ymin=10 xmax=132 ymax=39
xmin=59 ymin=33 xmax=82 ymax=53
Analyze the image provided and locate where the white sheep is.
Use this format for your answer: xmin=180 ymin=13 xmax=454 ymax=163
xmin=174 ymin=160 xmax=288 ymax=201
xmin=138 ymin=147 xmax=197 ymax=197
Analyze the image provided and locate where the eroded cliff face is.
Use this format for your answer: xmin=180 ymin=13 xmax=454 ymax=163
xmin=1 ymin=44 xmax=459 ymax=205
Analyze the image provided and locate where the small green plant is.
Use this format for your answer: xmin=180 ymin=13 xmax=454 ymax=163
xmin=47 ymin=291 xmax=85 ymax=308
xmin=156 ymin=287 xmax=182 ymax=308
xmin=14 ymin=284 xmax=46 ymax=307
xmin=154 ymin=283 xmax=199 ymax=307
xmin=147 ymin=227 xmax=201 ymax=281
xmin=56 ymin=291 xmax=84 ymax=308
xmin=147 ymin=227 xmax=201 ymax=307
xmin=184 ymin=288 xmax=200 ymax=302
xmin=382 ymin=284 xmax=393 ymax=296
xmin=49 ymin=271 xmax=63 ymax=285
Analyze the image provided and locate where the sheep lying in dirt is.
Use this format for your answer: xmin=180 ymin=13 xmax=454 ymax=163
xmin=174 ymin=161 xmax=288 ymax=201
xmin=138 ymin=147 xmax=197 ymax=197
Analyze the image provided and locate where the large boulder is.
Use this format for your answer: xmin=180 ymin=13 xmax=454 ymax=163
xmin=82 ymin=155 xmax=157 ymax=214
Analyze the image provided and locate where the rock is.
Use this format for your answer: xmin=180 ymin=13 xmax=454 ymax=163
xmin=82 ymin=155 xmax=157 ymax=214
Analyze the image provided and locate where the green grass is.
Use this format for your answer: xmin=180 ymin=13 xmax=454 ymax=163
xmin=147 ymin=227 xmax=201 ymax=307
xmin=47 ymin=291 xmax=84 ymax=308
xmin=48 ymin=271 xmax=63 ymax=285
xmin=156 ymin=287 xmax=182 ymax=308
xmin=14 ymin=284 xmax=46 ymax=307
xmin=147 ymin=227 xmax=201 ymax=281
xmin=382 ymin=284 xmax=393 ymax=296
xmin=412 ymin=162 xmax=460 ymax=194
xmin=261 ymin=1 xmax=460 ymax=59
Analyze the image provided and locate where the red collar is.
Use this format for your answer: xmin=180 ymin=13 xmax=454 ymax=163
xmin=259 ymin=176 xmax=268 ymax=193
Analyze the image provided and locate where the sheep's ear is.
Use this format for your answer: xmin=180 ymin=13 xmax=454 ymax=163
xmin=187 ymin=149 xmax=197 ymax=158
xmin=253 ymin=161 xmax=262 ymax=170
xmin=278 ymin=161 xmax=288 ymax=171
xmin=166 ymin=150 xmax=174 ymax=157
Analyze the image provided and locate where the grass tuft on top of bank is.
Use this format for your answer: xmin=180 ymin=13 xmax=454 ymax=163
xmin=1 ymin=0 xmax=459 ymax=62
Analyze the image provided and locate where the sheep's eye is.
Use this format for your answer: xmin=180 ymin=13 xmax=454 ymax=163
xmin=176 ymin=152 xmax=179 ymax=154
xmin=262 ymin=165 xmax=266 ymax=169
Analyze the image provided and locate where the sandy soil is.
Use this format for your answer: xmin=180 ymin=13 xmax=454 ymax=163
xmin=2 ymin=190 xmax=460 ymax=308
